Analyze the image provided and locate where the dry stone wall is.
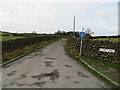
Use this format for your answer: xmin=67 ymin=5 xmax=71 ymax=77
xmin=2 ymin=35 xmax=59 ymax=55
xmin=74 ymin=39 xmax=119 ymax=62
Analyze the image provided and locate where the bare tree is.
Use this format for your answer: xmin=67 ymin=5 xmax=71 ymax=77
xmin=85 ymin=28 xmax=94 ymax=39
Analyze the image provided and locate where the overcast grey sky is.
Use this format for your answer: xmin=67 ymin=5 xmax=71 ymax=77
xmin=0 ymin=1 xmax=118 ymax=36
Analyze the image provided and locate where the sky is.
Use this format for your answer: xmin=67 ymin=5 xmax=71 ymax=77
xmin=0 ymin=0 xmax=119 ymax=36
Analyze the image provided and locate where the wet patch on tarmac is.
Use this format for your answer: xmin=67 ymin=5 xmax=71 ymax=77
xmin=19 ymin=72 xmax=28 ymax=79
xmin=6 ymin=71 xmax=16 ymax=76
xmin=78 ymin=72 xmax=89 ymax=78
xmin=45 ymin=58 xmax=55 ymax=60
xmin=31 ymin=70 xmax=60 ymax=82
xmin=65 ymin=65 xmax=72 ymax=68
xmin=9 ymin=82 xmax=16 ymax=86
xmin=74 ymin=81 xmax=80 ymax=84
xmin=17 ymin=81 xmax=46 ymax=87
xmin=45 ymin=61 xmax=54 ymax=67
xmin=33 ymin=81 xmax=45 ymax=87
xmin=65 ymin=76 xmax=71 ymax=79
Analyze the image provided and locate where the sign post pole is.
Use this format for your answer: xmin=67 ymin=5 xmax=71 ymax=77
xmin=79 ymin=28 xmax=84 ymax=56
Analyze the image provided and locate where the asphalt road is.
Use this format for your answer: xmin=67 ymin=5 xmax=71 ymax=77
xmin=2 ymin=40 xmax=109 ymax=88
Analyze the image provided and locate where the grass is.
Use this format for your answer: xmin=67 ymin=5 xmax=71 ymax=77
xmin=81 ymin=56 xmax=118 ymax=83
xmin=0 ymin=60 xmax=2 ymax=64
xmin=0 ymin=31 xmax=52 ymax=41
xmin=92 ymin=38 xmax=119 ymax=42
xmin=0 ymin=32 xmax=11 ymax=35
xmin=0 ymin=36 xmax=25 ymax=41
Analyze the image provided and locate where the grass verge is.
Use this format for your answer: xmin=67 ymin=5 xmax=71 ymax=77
xmin=80 ymin=56 xmax=118 ymax=82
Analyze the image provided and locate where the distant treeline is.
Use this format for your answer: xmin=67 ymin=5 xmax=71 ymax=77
xmin=12 ymin=33 xmax=51 ymax=37
xmin=91 ymin=35 xmax=120 ymax=39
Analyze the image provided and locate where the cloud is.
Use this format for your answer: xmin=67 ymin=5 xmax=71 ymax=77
xmin=0 ymin=2 xmax=118 ymax=36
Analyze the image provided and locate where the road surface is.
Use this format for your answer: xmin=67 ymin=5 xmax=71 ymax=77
xmin=2 ymin=40 xmax=109 ymax=88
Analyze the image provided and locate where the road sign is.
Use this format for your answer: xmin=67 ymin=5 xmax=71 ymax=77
xmin=79 ymin=32 xmax=85 ymax=37
xmin=99 ymin=48 xmax=115 ymax=53
xmin=79 ymin=28 xmax=85 ymax=56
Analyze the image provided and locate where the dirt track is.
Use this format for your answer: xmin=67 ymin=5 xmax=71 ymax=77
xmin=2 ymin=40 xmax=109 ymax=88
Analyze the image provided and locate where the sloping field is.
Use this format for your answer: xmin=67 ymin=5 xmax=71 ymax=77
xmin=92 ymin=38 xmax=119 ymax=42
xmin=0 ymin=36 xmax=25 ymax=41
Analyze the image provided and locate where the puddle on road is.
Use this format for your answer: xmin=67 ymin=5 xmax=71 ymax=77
xmin=74 ymin=81 xmax=80 ymax=84
xmin=65 ymin=65 xmax=71 ymax=67
xmin=31 ymin=70 xmax=60 ymax=82
xmin=6 ymin=71 xmax=16 ymax=76
xmin=77 ymin=72 xmax=89 ymax=78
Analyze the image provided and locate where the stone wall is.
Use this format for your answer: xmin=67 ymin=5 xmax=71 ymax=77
xmin=73 ymin=39 xmax=119 ymax=62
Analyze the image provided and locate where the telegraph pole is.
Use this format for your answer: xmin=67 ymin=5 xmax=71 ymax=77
xmin=73 ymin=16 xmax=75 ymax=38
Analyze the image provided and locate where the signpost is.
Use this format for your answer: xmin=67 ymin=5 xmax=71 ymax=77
xmin=79 ymin=32 xmax=86 ymax=37
xmin=79 ymin=28 xmax=86 ymax=56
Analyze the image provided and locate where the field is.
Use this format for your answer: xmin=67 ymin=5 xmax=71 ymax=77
xmin=0 ymin=31 xmax=48 ymax=41
xmin=0 ymin=32 xmax=11 ymax=35
xmin=92 ymin=38 xmax=119 ymax=42
xmin=0 ymin=32 xmax=24 ymax=41
xmin=0 ymin=36 xmax=25 ymax=41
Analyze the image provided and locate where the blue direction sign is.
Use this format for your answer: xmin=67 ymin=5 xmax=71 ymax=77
xmin=79 ymin=32 xmax=85 ymax=37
